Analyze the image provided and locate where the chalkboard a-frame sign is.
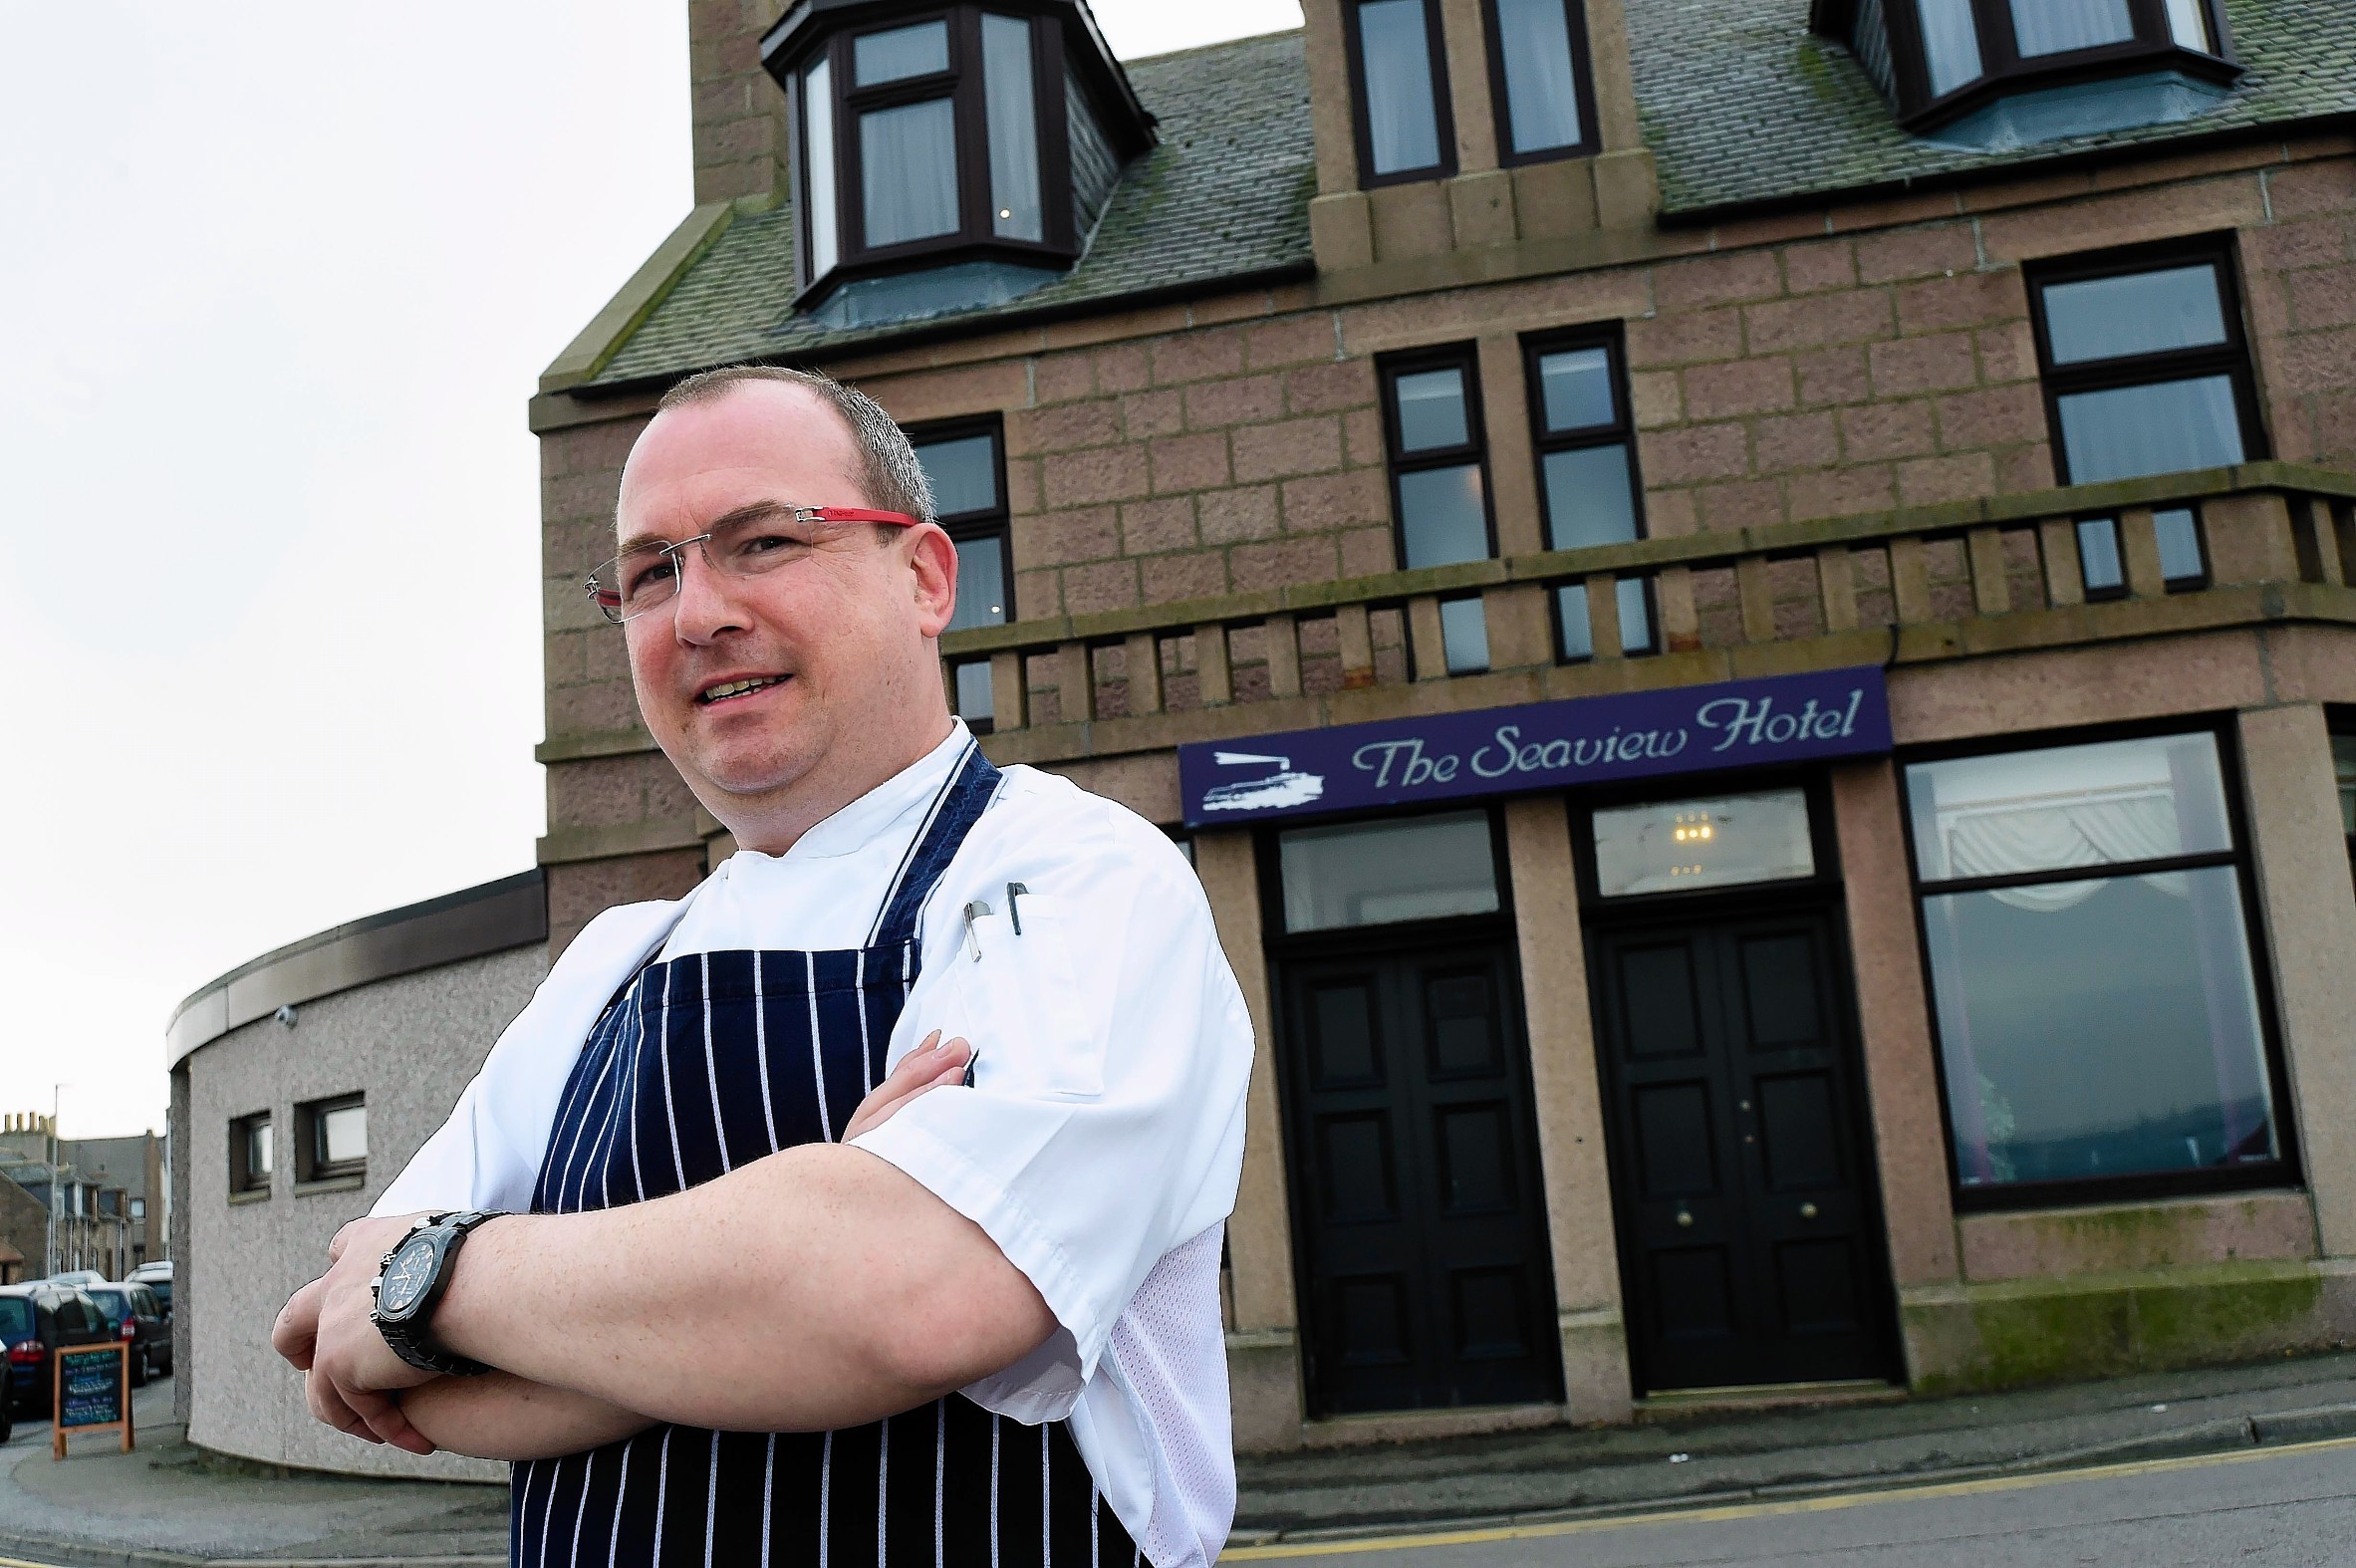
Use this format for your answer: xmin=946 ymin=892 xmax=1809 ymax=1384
xmin=53 ymin=1341 xmax=134 ymax=1457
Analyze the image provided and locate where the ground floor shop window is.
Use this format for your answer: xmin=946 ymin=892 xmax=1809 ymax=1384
xmin=1905 ymin=730 xmax=2286 ymax=1197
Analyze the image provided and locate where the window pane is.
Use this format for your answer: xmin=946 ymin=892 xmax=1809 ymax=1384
xmin=2165 ymin=0 xmax=2213 ymax=50
xmin=1916 ymin=0 xmax=1984 ymax=95
xmin=804 ymin=59 xmax=839 ymax=276
xmin=1281 ymin=812 xmax=1499 ymax=932
xmin=947 ymin=535 xmax=1008 ymax=632
xmin=1394 ymin=367 xmax=1469 ymax=451
xmin=2333 ymin=736 xmax=2356 ymax=838
xmin=1557 ymin=585 xmax=1594 ymax=658
xmin=1925 ymin=866 xmax=2276 ymax=1187
xmin=1594 ymin=789 xmax=1815 ymax=898
xmin=1357 ymin=0 xmax=1444 ymax=176
xmin=854 ymin=20 xmax=950 ymax=86
xmin=2010 ymin=0 xmax=2134 ymax=58
xmin=1555 ymin=579 xmax=1650 ymax=658
xmin=1494 ymin=0 xmax=1584 ymax=154
xmin=2042 ymin=265 xmax=2227 ymax=365
xmin=1440 ymin=598 xmax=1488 ymax=674
xmin=251 ymin=1123 xmax=273 ymax=1179
xmin=862 ymin=99 xmax=960 ymax=247
xmin=982 ymin=16 xmax=1043 ymax=242
xmin=1616 ymin=576 xmax=1653 ymax=652
xmin=1537 ymin=347 xmax=1616 ymax=432
xmin=915 ymin=433 xmax=999 ymax=517
xmin=953 ymin=659 xmax=994 ymax=726
xmin=2077 ymin=517 xmax=2124 ymax=595
xmin=1906 ymin=733 xmax=2233 ymax=883
xmin=1541 ymin=444 xmax=1639 ymax=551
xmin=2155 ymin=507 xmax=2205 ymax=583
xmin=1397 ymin=464 xmax=1489 ymax=568
xmin=320 ymin=1105 xmax=367 ymax=1166
xmin=2057 ymin=376 xmax=2244 ymax=485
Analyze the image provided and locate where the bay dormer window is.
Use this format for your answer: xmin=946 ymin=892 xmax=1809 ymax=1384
xmin=766 ymin=2 xmax=1153 ymax=317
xmin=1821 ymin=0 xmax=2240 ymax=146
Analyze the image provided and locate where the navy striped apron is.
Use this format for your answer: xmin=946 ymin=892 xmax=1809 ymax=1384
xmin=512 ymin=745 xmax=1140 ymax=1567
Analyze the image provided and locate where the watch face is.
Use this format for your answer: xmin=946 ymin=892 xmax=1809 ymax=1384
xmin=380 ymin=1235 xmax=438 ymax=1318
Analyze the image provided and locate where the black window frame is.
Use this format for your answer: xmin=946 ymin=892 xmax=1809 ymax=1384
xmin=1879 ymin=0 xmax=2239 ymax=132
xmin=1898 ymin=714 xmax=2301 ymax=1213
xmin=2329 ymin=707 xmax=2356 ymax=890
xmin=1378 ymin=343 xmax=1497 ymax=569
xmin=1378 ymin=344 xmax=1496 ymax=677
xmin=911 ymin=414 xmax=1013 ymax=735
xmin=295 ymin=1093 xmax=367 ymax=1185
xmin=787 ymin=4 xmax=1078 ymax=303
xmin=1479 ymin=0 xmax=1602 ymax=168
xmin=1520 ymin=325 xmax=1657 ymax=661
xmin=1343 ymin=0 xmax=1459 ymax=188
xmin=228 ymin=1111 xmax=272 ymax=1199
xmin=2025 ymin=234 xmax=2270 ymax=490
xmin=1568 ymin=769 xmax=1845 ymax=914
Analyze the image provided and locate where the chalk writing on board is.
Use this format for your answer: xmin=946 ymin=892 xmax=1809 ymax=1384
xmin=59 ymin=1346 xmax=125 ymax=1430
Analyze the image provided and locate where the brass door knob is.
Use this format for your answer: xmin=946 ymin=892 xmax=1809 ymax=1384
xmin=1799 ymin=1202 xmax=1820 ymax=1220
xmin=1676 ymin=1207 xmax=1695 ymax=1228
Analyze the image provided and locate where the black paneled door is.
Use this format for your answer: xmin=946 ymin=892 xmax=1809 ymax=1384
xmin=1279 ymin=940 xmax=1564 ymax=1415
xmin=1590 ymin=908 xmax=1897 ymax=1392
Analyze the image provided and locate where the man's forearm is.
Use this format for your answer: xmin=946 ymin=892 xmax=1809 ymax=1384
xmin=399 ymin=1374 xmax=656 ymax=1462
xmin=427 ymin=1143 xmax=1055 ymax=1434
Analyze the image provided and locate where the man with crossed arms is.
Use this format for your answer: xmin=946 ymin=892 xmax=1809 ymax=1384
xmin=274 ymin=366 xmax=1254 ymax=1566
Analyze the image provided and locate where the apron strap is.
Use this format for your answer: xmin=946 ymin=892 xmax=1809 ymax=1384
xmin=867 ymin=738 xmax=1003 ymax=949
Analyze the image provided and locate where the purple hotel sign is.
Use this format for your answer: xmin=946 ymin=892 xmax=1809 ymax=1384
xmin=1179 ymin=666 xmax=1892 ymax=828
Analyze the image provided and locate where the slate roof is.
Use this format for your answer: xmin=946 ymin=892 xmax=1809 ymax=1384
xmin=590 ymin=28 xmax=1317 ymax=388
xmin=1634 ymin=0 xmax=2356 ymax=217
xmin=581 ymin=3 xmax=2353 ymax=387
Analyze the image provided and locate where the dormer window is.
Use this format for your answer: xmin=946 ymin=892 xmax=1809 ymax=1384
xmin=1828 ymin=0 xmax=2239 ymax=144
xmin=766 ymin=2 xmax=1153 ymax=316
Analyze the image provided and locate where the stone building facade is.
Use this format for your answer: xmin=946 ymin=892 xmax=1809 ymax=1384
xmin=177 ymin=0 xmax=2356 ymax=1472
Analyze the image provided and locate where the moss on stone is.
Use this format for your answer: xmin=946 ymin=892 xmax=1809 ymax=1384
xmin=1909 ymin=1263 xmax=2331 ymax=1397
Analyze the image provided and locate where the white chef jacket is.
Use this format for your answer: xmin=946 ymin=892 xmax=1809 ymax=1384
xmin=375 ymin=722 xmax=1255 ymax=1567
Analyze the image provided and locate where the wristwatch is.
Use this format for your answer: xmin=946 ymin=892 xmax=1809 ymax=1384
xmin=370 ymin=1210 xmax=504 ymax=1376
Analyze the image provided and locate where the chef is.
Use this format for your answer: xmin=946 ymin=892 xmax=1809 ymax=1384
xmin=272 ymin=366 xmax=1255 ymax=1568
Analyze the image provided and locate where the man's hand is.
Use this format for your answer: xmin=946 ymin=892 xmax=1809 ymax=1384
xmin=273 ymin=1213 xmax=440 ymax=1454
xmin=844 ymin=1031 xmax=972 ymax=1142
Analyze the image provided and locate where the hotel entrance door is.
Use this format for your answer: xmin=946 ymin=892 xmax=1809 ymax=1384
xmin=1267 ymin=810 xmax=1564 ymax=1417
xmin=1581 ymin=787 xmax=1898 ymax=1394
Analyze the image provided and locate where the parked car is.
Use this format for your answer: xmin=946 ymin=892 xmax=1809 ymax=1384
xmin=44 ymin=1269 xmax=109 ymax=1289
xmin=84 ymin=1283 xmax=170 ymax=1386
xmin=0 ymin=1284 xmax=116 ymax=1416
xmin=127 ymin=1260 xmax=172 ymax=1327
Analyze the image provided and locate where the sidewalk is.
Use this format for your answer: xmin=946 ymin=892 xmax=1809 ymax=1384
xmin=1230 ymin=1349 xmax=2356 ymax=1544
xmin=0 ymin=1377 xmax=505 ymax=1567
xmin=6 ymin=1355 xmax=2356 ymax=1564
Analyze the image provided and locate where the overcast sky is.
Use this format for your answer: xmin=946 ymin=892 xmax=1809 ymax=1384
xmin=0 ymin=1 xmax=1302 ymax=1142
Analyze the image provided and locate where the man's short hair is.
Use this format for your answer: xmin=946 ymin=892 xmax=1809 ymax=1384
xmin=657 ymin=365 xmax=938 ymax=525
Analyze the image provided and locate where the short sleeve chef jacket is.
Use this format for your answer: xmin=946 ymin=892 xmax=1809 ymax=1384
xmin=375 ymin=723 xmax=1256 ymax=1568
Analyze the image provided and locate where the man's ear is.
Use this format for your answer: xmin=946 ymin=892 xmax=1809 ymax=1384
xmin=907 ymin=524 xmax=960 ymax=639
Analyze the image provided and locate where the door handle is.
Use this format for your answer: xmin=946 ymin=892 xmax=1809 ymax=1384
xmin=1799 ymin=1202 xmax=1819 ymax=1220
xmin=1676 ymin=1205 xmax=1695 ymax=1228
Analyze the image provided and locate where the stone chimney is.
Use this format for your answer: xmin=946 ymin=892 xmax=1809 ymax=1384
xmin=689 ymin=0 xmax=792 ymax=206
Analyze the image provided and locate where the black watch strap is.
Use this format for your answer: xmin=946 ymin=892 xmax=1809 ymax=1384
xmin=372 ymin=1209 xmax=505 ymax=1378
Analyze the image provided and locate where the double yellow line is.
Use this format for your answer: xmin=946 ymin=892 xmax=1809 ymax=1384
xmin=1223 ymin=1432 xmax=2356 ymax=1559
